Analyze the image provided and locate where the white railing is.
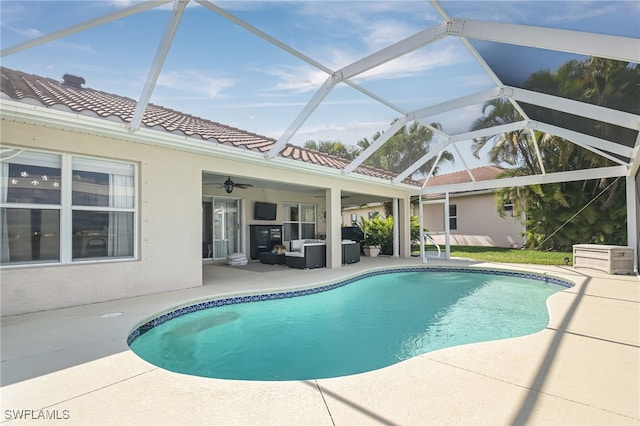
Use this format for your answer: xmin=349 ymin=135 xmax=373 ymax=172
xmin=422 ymin=233 xmax=441 ymax=264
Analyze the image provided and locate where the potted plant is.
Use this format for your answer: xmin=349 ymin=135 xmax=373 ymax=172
xmin=363 ymin=244 xmax=381 ymax=257
xmin=360 ymin=215 xmax=384 ymax=257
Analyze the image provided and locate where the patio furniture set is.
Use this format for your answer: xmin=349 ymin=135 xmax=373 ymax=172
xmin=258 ymin=239 xmax=360 ymax=269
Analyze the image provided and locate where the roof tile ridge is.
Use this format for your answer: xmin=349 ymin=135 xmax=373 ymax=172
xmin=145 ymin=102 xmax=277 ymax=142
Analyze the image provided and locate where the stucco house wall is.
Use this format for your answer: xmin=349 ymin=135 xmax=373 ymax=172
xmin=341 ymin=203 xmax=388 ymax=226
xmin=341 ymin=191 xmax=525 ymax=248
xmin=1 ymin=119 xmax=414 ymax=315
xmin=423 ymin=191 xmax=525 ymax=248
xmin=1 ymin=123 xmax=204 ymax=315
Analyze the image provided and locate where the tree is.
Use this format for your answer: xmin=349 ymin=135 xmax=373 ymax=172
xmin=306 ymin=120 xmax=453 ymax=181
xmin=358 ymin=120 xmax=453 ymax=177
xmin=303 ymin=140 xmax=360 ymax=160
xmin=470 ymin=57 xmax=635 ymax=250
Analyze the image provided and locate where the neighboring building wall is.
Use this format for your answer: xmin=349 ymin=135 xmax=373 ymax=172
xmin=423 ymin=192 xmax=525 ymax=248
xmin=341 ymin=204 xmax=387 ymax=226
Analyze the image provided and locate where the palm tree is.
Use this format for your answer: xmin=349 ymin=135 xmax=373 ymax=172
xmin=303 ymin=140 xmax=360 ymax=160
xmin=470 ymin=57 xmax=633 ymax=250
xmin=359 ymin=120 xmax=453 ymax=178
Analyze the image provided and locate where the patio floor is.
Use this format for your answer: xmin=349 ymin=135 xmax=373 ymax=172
xmin=1 ymin=257 xmax=639 ymax=425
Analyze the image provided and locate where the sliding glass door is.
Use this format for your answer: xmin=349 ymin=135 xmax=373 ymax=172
xmin=203 ymin=198 xmax=240 ymax=260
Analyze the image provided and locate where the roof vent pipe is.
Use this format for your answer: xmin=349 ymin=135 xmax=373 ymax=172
xmin=62 ymin=73 xmax=85 ymax=89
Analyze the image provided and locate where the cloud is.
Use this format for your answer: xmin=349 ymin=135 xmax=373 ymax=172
xmin=51 ymin=41 xmax=97 ymax=54
xmin=458 ymin=73 xmax=496 ymax=88
xmin=2 ymin=23 xmax=42 ymax=39
xmin=363 ymin=22 xmax=420 ymax=50
xmin=263 ymin=66 xmax=331 ymax=94
xmin=354 ymin=41 xmax=470 ymax=81
xmin=262 ymin=37 xmax=470 ymax=96
xmin=545 ymin=2 xmax=622 ymax=24
xmin=157 ymin=70 xmax=235 ymax=98
xmin=289 ymin=119 xmax=392 ymax=146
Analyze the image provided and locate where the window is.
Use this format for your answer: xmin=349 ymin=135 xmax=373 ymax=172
xmin=283 ymin=202 xmax=316 ymax=242
xmin=503 ymin=200 xmax=515 ymax=216
xmin=1 ymin=148 xmax=136 ymax=265
xmin=449 ymin=204 xmax=457 ymax=230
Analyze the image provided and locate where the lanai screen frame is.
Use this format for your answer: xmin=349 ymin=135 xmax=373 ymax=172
xmin=2 ymin=0 xmax=638 ymax=269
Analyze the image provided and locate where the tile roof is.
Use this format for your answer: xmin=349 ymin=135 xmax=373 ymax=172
xmin=424 ymin=166 xmax=505 ymax=186
xmin=0 ymin=67 xmax=419 ymax=186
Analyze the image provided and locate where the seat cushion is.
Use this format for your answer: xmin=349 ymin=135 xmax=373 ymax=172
xmin=285 ymin=251 xmax=304 ymax=257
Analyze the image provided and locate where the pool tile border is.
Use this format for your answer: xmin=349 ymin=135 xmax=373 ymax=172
xmin=127 ymin=266 xmax=574 ymax=346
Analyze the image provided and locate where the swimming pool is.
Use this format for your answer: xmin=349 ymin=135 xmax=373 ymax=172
xmin=128 ymin=267 xmax=572 ymax=381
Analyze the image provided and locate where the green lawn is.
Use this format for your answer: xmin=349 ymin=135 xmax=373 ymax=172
xmin=413 ymin=245 xmax=573 ymax=265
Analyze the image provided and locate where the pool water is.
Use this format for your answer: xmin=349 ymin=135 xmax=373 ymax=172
xmin=129 ymin=270 xmax=566 ymax=381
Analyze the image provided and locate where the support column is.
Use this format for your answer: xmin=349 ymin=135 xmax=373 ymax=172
xmin=444 ymin=192 xmax=451 ymax=260
xmin=326 ymin=187 xmax=342 ymax=269
xmin=627 ymin=173 xmax=638 ymax=273
xmin=392 ymin=199 xmax=399 ymax=258
xmin=397 ymin=195 xmax=411 ymax=258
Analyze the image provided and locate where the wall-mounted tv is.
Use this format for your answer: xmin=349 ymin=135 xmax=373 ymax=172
xmin=254 ymin=202 xmax=277 ymax=220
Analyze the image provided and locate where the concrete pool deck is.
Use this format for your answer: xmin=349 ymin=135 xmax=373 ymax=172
xmin=1 ymin=257 xmax=639 ymax=425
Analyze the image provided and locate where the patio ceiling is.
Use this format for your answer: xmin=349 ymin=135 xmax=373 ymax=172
xmin=1 ymin=0 xmax=639 ymax=195
xmin=202 ymin=172 xmax=392 ymax=207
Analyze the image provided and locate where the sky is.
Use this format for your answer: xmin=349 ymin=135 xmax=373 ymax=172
xmin=1 ymin=0 xmax=638 ymax=175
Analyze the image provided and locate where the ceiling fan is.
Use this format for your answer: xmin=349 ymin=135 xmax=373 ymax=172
xmin=220 ymin=176 xmax=253 ymax=193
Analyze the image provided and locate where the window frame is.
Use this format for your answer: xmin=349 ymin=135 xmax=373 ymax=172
xmin=449 ymin=204 xmax=457 ymax=231
xmin=282 ymin=202 xmax=316 ymax=242
xmin=1 ymin=147 xmax=138 ymax=267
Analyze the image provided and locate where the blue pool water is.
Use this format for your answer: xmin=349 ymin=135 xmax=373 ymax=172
xmin=129 ymin=269 xmax=569 ymax=381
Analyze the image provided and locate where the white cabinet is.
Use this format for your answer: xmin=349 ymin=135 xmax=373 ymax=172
xmin=572 ymin=244 xmax=634 ymax=275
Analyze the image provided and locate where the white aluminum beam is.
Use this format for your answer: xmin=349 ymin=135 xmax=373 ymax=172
xmin=510 ymin=87 xmax=640 ymax=130
xmin=420 ymin=149 xmax=445 ymax=188
xmin=532 ymin=121 xmax=633 ymax=163
xmin=413 ymin=88 xmax=502 ymax=120
xmin=195 ymin=0 xmax=333 ymax=74
xmin=631 ymin=134 xmax=640 ymax=178
xmin=625 ymin=174 xmax=638 ymax=272
xmin=1 ymin=100 xmax=421 ymax=192
xmin=431 ymin=2 xmax=506 ymax=87
xmin=455 ymin=19 xmax=640 ymax=64
xmin=197 ymin=0 xmax=425 ymax=134
xmin=400 ymin=121 xmax=528 ymax=185
xmin=129 ymin=0 xmax=188 ymax=131
xmin=393 ymin=137 xmax=448 ymax=184
xmin=337 ymin=22 xmax=449 ymax=81
xmin=1 ymin=1 xmax=172 ymax=58
xmin=343 ymin=117 xmax=408 ymax=173
xmin=452 ymin=143 xmax=477 ymax=182
xmin=529 ymin=128 xmax=546 ymax=175
xmin=447 ymin=120 xmax=528 ymax=143
xmin=266 ymin=77 xmax=338 ymax=158
xmin=421 ymin=165 xmax=627 ymax=194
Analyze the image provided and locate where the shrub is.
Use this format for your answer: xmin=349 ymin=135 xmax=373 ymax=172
xmin=358 ymin=214 xmax=423 ymax=255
